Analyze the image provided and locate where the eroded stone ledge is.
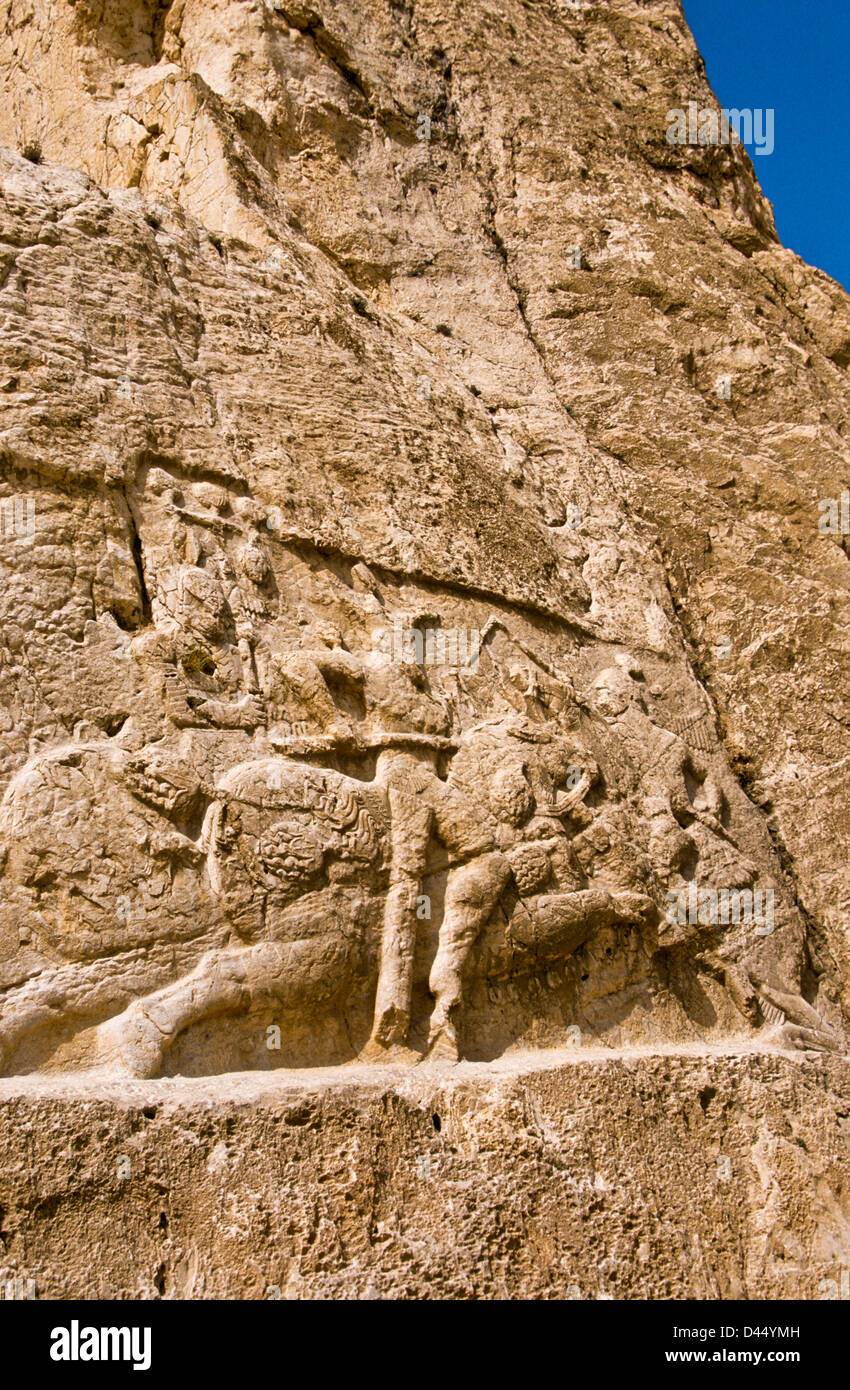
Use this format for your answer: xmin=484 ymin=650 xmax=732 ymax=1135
xmin=1 ymin=1049 xmax=847 ymax=1300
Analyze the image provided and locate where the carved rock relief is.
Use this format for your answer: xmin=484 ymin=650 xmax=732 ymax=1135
xmin=0 ymin=461 xmax=842 ymax=1075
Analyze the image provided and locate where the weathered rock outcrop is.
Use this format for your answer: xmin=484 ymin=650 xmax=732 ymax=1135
xmin=0 ymin=0 xmax=847 ymax=1298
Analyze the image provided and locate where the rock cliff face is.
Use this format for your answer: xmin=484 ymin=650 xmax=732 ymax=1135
xmin=0 ymin=0 xmax=848 ymax=1298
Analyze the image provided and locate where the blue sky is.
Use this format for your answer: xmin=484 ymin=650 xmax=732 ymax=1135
xmin=682 ymin=0 xmax=849 ymax=290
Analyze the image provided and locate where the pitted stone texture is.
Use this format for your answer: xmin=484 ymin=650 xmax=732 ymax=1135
xmin=0 ymin=1051 xmax=848 ymax=1300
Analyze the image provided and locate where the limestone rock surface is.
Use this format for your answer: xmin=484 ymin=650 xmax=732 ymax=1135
xmin=0 ymin=0 xmax=848 ymax=1299
xmin=2 ymin=1052 xmax=849 ymax=1301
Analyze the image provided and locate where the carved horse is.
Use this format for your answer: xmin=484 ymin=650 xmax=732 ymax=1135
xmin=0 ymin=742 xmax=656 ymax=1075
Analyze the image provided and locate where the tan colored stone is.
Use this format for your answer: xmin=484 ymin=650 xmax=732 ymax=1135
xmin=0 ymin=0 xmax=848 ymax=1298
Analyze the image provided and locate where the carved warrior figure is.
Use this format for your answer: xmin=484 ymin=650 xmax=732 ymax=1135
xmin=367 ymin=718 xmax=655 ymax=1060
xmin=266 ymin=617 xmax=367 ymax=748
xmin=132 ymin=470 xmax=270 ymax=730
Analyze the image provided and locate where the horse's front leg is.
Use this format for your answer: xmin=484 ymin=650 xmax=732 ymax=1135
xmin=95 ymin=942 xmax=284 ymax=1077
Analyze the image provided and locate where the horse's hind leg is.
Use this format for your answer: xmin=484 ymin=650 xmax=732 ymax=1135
xmin=96 ymin=942 xmax=286 ymax=1078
